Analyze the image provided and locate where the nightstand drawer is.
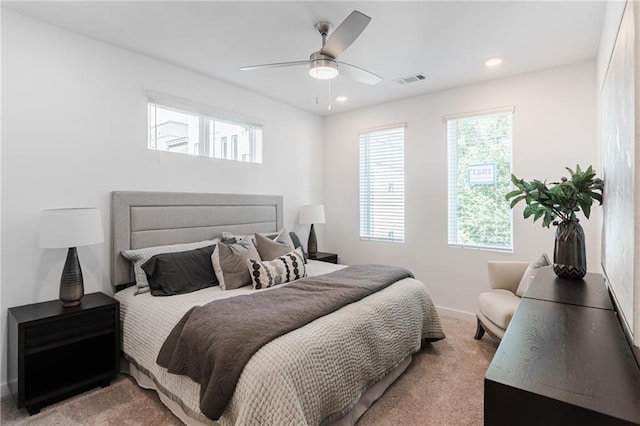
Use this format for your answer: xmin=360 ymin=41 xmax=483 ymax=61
xmin=25 ymin=308 xmax=116 ymax=353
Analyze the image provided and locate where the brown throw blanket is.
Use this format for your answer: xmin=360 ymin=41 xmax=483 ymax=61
xmin=156 ymin=264 xmax=414 ymax=420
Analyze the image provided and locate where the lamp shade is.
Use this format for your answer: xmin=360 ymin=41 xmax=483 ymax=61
xmin=299 ymin=204 xmax=326 ymax=225
xmin=40 ymin=208 xmax=104 ymax=248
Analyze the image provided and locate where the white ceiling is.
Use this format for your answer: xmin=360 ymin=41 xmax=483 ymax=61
xmin=3 ymin=1 xmax=606 ymax=116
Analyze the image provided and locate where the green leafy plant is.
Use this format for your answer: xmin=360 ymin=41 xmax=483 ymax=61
xmin=506 ymin=165 xmax=604 ymax=228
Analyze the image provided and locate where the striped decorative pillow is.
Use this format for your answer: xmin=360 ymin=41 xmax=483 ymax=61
xmin=248 ymin=248 xmax=306 ymax=290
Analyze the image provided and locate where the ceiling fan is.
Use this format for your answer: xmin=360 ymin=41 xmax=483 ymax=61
xmin=240 ymin=10 xmax=382 ymax=85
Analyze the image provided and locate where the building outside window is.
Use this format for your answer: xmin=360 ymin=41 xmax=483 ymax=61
xmin=148 ymin=97 xmax=263 ymax=163
xmin=231 ymin=135 xmax=238 ymax=160
xmin=221 ymin=136 xmax=228 ymax=159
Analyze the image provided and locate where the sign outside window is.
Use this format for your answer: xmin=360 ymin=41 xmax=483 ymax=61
xmin=467 ymin=163 xmax=496 ymax=185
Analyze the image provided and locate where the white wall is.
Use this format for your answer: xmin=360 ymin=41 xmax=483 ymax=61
xmin=323 ymin=61 xmax=599 ymax=317
xmin=0 ymin=10 xmax=323 ymax=395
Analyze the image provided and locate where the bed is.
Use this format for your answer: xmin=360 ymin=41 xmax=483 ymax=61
xmin=110 ymin=191 xmax=444 ymax=425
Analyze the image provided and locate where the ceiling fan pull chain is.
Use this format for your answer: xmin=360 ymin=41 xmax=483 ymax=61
xmin=328 ymin=80 xmax=332 ymax=112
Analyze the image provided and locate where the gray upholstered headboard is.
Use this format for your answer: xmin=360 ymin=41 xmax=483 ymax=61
xmin=111 ymin=191 xmax=283 ymax=287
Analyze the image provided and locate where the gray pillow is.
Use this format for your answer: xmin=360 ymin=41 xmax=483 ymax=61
xmin=288 ymin=231 xmax=308 ymax=264
xmin=211 ymin=240 xmax=261 ymax=290
xmin=142 ymin=245 xmax=218 ymax=296
xmin=255 ymin=229 xmax=295 ymax=261
xmin=515 ymin=253 xmax=551 ymax=296
xmin=121 ymin=238 xmax=219 ymax=295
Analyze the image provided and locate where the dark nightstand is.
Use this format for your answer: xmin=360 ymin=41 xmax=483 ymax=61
xmin=308 ymin=251 xmax=338 ymax=264
xmin=7 ymin=292 xmax=120 ymax=415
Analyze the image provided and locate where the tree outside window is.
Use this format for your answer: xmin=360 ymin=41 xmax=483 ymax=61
xmin=447 ymin=111 xmax=513 ymax=250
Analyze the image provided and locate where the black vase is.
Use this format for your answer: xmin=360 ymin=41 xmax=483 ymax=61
xmin=553 ymin=221 xmax=587 ymax=279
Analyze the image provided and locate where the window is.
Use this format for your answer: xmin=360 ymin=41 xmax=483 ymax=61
xmin=148 ymin=95 xmax=263 ymax=163
xmin=359 ymin=125 xmax=405 ymax=242
xmin=447 ymin=109 xmax=513 ymax=251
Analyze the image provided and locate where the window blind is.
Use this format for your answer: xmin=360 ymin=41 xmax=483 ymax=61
xmin=359 ymin=126 xmax=405 ymax=243
xmin=447 ymin=111 xmax=513 ymax=251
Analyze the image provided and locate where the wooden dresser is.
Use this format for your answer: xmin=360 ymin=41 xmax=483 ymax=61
xmin=485 ymin=267 xmax=640 ymax=425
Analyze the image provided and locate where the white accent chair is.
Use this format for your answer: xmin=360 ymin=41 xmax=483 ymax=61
xmin=474 ymin=261 xmax=530 ymax=340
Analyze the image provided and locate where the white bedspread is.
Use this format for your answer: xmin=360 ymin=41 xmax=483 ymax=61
xmin=114 ymin=260 xmax=444 ymax=425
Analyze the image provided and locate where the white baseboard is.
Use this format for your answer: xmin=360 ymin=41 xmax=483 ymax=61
xmin=436 ymin=305 xmax=475 ymax=322
xmin=1 ymin=382 xmax=10 ymax=399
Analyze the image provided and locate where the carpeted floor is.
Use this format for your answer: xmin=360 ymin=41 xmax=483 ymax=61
xmin=357 ymin=315 xmax=498 ymax=425
xmin=0 ymin=315 xmax=498 ymax=425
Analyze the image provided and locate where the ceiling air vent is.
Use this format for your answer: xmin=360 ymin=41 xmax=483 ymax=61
xmin=393 ymin=74 xmax=427 ymax=85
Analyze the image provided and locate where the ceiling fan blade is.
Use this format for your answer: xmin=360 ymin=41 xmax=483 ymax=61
xmin=320 ymin=10 xmax=371 ymax=58
xmin=240 ymin=61 xmax=308 ymax=71
xmin=338 ymin=62 xmax=382 ymax=85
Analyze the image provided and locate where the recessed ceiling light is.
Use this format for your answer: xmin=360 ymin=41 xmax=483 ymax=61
xmin=485 ymin=57 xmax=503 ymax=67
xmin=335 ymin=96 xmax=348 ymax=102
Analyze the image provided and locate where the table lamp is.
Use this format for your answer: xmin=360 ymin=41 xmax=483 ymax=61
xmin=299 ymin=204 xmax=325 ymax=258
xmin=39 ymin=208 xmax=104 ymax=307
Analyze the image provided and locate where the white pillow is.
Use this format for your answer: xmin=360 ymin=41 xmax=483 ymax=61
xmin=222 ymin=229 xmax=292 ymax=247
xmin=515 ymin=253 xmax=551 ymax=297
xmin=222 ymin=231 xmax=249 ymax=242
xmin=121 ymin=238 xmax=219 ymax=295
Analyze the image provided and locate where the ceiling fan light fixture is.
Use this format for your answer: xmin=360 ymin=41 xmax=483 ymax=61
xmin=309 ymin=64 xmax=338 ymax=80
xmin=309 ymin=52 xmax=338 ymax=80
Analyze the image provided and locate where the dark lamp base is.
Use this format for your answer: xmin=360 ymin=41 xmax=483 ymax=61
xmin=60 ymin=247 xmax=84 ymax=308
xmin=307 ymin=224 xmax=318 ymax=257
